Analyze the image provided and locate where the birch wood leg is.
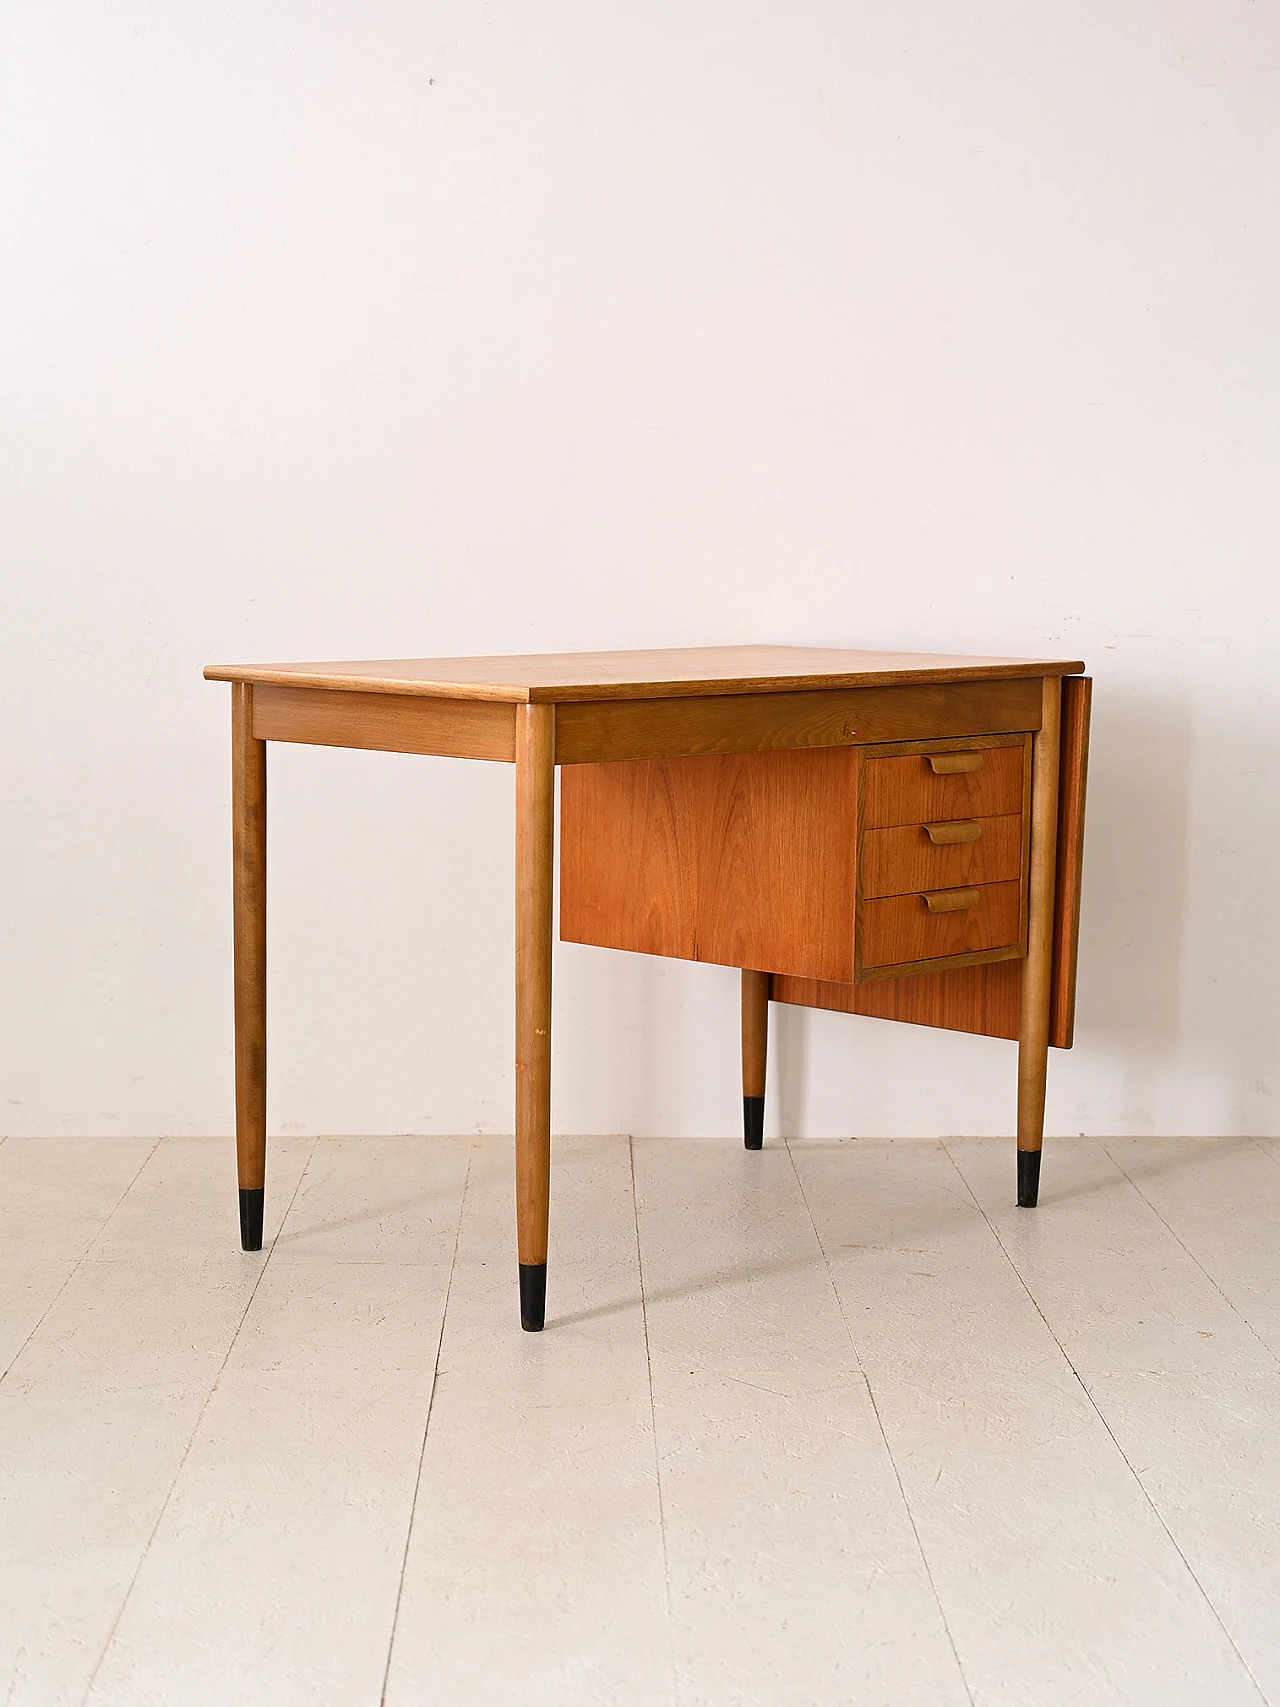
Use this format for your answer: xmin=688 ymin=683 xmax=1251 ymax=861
xmin=741 ymin=970 xmax=769 ymax=1150
xmin=515 ymin=702 xmax=556 ymax=1329
xmin=1016 ymin=675 xmax=1062 ymax=1206
xmin=231 ymin=683 xmax=267 ymax=1250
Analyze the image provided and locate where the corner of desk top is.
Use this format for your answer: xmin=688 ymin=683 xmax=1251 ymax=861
xmin=204 ymin=665 xmax=261 ymax=685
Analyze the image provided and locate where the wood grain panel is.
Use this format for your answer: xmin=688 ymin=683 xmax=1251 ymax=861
xmin=861 ymin=744 xmax=1026 ymax=829
xmin=558 ymin=758 xmax=695 ymax=961
xmin=560 ymin=748 xmax=857 ymax=982
xmin=861 ymin=881 xmax=1022 ymax=971
xmin=856 ymin=959 xmax=1024 ymax=1037
xmin=772 ymin=961 xmax=1023 ymax=1040
xmin=860 ymin=813 xmax=1022 ymax=898
xmin=1049 ymin=675 xmax=1092 ymax=1048
xmin=206 ymin=644 xmax=1086 ymax=703
xmin=554 ymin=679 xmax=1040 ymax=764
xmin=251 ymin=684 xmax=516 ymax=761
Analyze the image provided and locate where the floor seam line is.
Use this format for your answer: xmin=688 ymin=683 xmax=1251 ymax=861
xmin=378 ymin=1137 xmax=473 ymax=1707
xmin=784 ymin=1137 xmax=976 ymax=1707
xmin=79 ymin=1136 xmax=317 ymax=1707
xmin=940 ymin=1138 xmax=1271 ymax=1707
xmin=1098 ymin=1138 xmax=1280 ymax=1372
xmin=630 ymin=1135 xmax=679 ymax=1707
xmin=0 ymin=1139 xmax=161 ymax=1389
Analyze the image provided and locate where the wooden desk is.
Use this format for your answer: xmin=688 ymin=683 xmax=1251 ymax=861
xmin=205 ymin=645 xmax=1090 ymax=1330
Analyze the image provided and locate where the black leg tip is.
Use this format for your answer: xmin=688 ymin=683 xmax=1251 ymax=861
xmin=1017 ymin=1149 xmax=1042 ymax=1208
xmin=239 ymin=1187 xmax=264 ymax=1251
xmin=519 ymin=1262 xmax=547 ymax=1332
xmin=743 ymin=1095 xmax=765 ymax=1150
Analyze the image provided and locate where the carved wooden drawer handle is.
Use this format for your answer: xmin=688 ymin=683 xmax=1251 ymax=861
xmin=921 ymin=887 xmax=981 ymax=914
xmin=922 ymin=820 xmax=981 ymax=845
xmin=927 ymin=752 xmax=984 ymax=774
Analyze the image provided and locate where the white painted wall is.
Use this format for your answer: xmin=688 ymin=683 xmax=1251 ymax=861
xmin=3 ymin=2 xmax=1276 ymax=1140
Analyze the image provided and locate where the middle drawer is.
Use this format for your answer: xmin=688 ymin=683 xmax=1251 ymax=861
xmin=860 ymin=812 xmax=1022 ymax=899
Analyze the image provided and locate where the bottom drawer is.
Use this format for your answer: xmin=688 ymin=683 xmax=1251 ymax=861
xmin=860 ymin=880 xmax=1022 ymax=972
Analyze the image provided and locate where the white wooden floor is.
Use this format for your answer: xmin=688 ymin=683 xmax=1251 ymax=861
xmin=3 ymin=1135 xmax=1279 ymax=1707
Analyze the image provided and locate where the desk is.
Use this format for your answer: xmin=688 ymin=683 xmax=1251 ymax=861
xmin=205 ymin=646 xmax=1090 ymax=1330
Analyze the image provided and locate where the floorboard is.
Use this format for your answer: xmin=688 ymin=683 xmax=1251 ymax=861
xmin=1 ymin=1135 xmax=1277 ymax=1707
xmin=952 ymin=1134 xmax=1280 ymax=1702
xmin=0 ymin=1137 xmax=313 ymax=1707
xmin=790 ymin=1136 xmax=1264 ymax=1707
xmin=384 ymin=1135 xmax=672 ymax=1707
xmin=0 ymin=1138 xmax=156 ymax=1376
xmin=86 ymin=1136 xmax=466 ymax=1707
xmin=633 ymin=1136 xmax=969 ymax=1707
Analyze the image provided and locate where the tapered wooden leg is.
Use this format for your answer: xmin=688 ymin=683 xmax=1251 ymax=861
xmin=1017 ymin=676 xmax=1062 ymax=1206
xmin=515 ymin=702 xmax=556 ymax=1330
xmin=231 ymin=683 xmax=267 ymax=1250
xmin=741 ymin=970 xmax=769 ymax=1149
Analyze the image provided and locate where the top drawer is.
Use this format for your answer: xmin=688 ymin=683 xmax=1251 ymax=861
xmin=861 ymin=743 xmax=1025 ymax=829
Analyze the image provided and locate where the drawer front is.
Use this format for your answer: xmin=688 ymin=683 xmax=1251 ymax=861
xmin=860 ymin=880 xmax=1022 ymax=971
xmin=861 ymin=744 xmax=1024 ymax=829
xmin=860 ymin=813 xmax=1022 ymax=899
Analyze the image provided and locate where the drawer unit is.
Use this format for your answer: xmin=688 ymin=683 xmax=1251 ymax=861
xmin=859 ymin=812 xmax=1022 ymax=899
xmin=861 ymin=743 xmax=1024 ymax=828
xmin=860 ymin=879 xmax=1022 ymax=971
xmin=853 ymin=735 xmax=1031 ymax=980
xmin=563 ymin=733 xmax=1034 ymax=985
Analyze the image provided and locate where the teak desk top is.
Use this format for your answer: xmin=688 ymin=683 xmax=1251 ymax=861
xmin=206 ymin=644 xmax=1091 ymax=1331
xmin=204 ymin=644 xmax=1086 ymax=702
